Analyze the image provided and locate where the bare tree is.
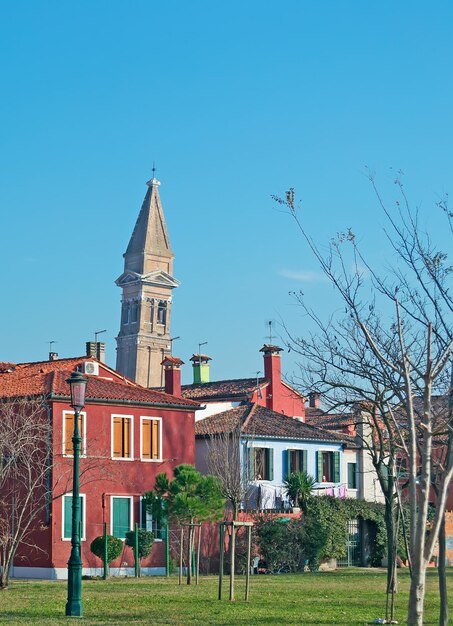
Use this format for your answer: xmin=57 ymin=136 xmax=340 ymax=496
xmin=205 ymin=423 xmax=249 ymax=521
xmin=274 ymin=176 xmax=453 ymax=626
xmin=0 ymin=397 xmax=53 ymax=589
xmin=0 ymin=397 xmax=114 ymax=590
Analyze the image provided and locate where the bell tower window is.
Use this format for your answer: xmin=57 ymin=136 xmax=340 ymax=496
xmin=157 ymin=301 xmax=167 ymax=326
xmin=122 ymin=303 xmax=130 ymax=325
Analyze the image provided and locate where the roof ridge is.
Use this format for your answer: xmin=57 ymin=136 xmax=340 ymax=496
xmin=241 ymin=402 xmax=258 ymax=431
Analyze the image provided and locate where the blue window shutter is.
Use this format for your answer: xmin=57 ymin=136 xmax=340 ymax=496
xmin=282 ymin=450 xmax=288 ymax=480
xmin=268 ymin=449 xmax=274 ymax=481
xmin=333 ymin=451 xmax=341 ymax=483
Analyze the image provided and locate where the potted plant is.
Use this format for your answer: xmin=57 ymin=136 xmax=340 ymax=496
xmin=283 ymin=471 xmax=316 ymax=513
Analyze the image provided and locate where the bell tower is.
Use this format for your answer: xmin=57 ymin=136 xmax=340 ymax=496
xmin=115 ymin=175 xmax=179 ymax=387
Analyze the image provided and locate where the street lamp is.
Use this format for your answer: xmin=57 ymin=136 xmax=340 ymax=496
xmin=65 ymin=370 xmax=88 ymax=617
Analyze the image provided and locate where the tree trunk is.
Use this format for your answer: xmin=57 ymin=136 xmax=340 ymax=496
xmin=407 ymin=563 xmax=427 ymax=626
xmin=384 ymin=497 xmax=397 ymax=594
xmin=186 ymin=524 xmax=193 ymax=585
xmin=0 ymin=548 xmax=13 ymax=590
xmin=438 ymin=515 xmax=448 ymax=626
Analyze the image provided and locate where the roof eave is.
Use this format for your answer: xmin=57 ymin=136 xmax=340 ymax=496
xmin=49 ymin=393 xmax=201 ymax=411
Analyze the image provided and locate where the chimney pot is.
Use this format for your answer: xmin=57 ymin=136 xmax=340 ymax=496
xmin=309 ymin=392 xmax=321 ymax=409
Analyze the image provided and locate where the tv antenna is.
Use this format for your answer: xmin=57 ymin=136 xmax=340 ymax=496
xmin=265 ymin=320 xmax=275 ymax=344
xmin=198 ymin=341 xmax=208 ymax=355
xmin=94 ymin=329 xmax=107 ymax=344
xmin=170 ymin=336 xmax=180 ymax=356
xmin=48 ymin=340 xmax=57 ymax=354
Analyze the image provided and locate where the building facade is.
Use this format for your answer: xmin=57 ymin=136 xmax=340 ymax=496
xmin=0 ymin=354 xmax=198 ymax=580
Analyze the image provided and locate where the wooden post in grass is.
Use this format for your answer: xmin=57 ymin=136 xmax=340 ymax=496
xmin=245 ymin=524 xmax=252 ymax=601
xmin=218 ymin=521 xmax=253 ymax=602
xmin=229 ymin=523 xmax=236 ymax=602
xmin=134 ymin=523 xmax=140 ymax=578
xmin=196 ymin=525 xmax=201 ymax=585
xmin=165 ymin=523 xmax=170 ymax=578
xmin=218 ymin=523 xmax=224 ymax=600
xmin=179 ymin=527 xmax=183 ymax=585
xmin=103 ymin=522 xmax=108 ymax=580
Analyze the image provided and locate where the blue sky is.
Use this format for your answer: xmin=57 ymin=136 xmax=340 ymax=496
xmin=1 ymin=1 xmax=452 ymax=384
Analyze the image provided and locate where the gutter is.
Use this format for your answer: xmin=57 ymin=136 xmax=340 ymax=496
xmin=48 ymin=393 xmax=203 ymax=412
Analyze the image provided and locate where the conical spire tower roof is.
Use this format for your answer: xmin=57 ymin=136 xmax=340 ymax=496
xmin=124 ymin=177 xmax=173 ymax=275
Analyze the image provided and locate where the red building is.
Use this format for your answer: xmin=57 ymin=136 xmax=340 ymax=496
xmin=182 ymin=344 xmax=308 ymax=420
xmin=0 ymin=353 xmax=198 ymax=579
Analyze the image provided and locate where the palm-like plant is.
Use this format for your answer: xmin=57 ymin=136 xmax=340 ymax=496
xmin=283 ymin=471 xmax=316 ymax=513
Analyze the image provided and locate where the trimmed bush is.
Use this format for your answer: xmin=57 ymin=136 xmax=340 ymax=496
xmin=125 ymin=528 xmax=154 ymax=561
xmin=90 ymin=535 xmax=123 ymax=567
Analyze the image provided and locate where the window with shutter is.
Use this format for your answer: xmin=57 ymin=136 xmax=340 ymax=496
xmin=141 ymin=417 xmax=161 ymax=461
xmin=253 ymin=448 xmax=274 ymax=480
xmin=333 ymin=451 xmax=341 ymax=483
xmin=348 ymin=462 xmax=357 ymax=489
xmin=62 ymin=494 xmax=85 ymax=540
xmin=288 ymin=449 xmax=307 ymax=474
xmin=63 ymin=411 xmax=86 ymax=456
xmin=112 ymin=496 xmax=132 ymax=538
xmin=112 ymin=415 xmax=133 ymax=459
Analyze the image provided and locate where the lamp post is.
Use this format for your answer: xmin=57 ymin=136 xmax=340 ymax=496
xmin=65 ymin=371 xmax=88 ymax=617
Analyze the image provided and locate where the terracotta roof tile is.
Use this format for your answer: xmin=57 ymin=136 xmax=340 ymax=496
xmin=195 ymin=402 xmax=358 ymax=446
xmin=0 ymin=357 xmax=199 ymax=408
xmin=182 ymin=377 xmax=267 ymax=400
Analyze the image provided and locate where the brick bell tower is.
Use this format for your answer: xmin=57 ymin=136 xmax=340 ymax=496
xmin=115 ymin=174 xmax=179 ymax=387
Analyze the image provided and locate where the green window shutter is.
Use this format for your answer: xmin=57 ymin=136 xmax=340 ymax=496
xmin=301 ymin=449 xmax=307 ymax=473
xmin=287 ymin=449 xmax=293 ymax=475
xmin=316 ymin=452 xmax=323 ymax=481
xmin=248 ymin=448 xmax=255 ymax=480
xmin=63 ymin=495 xmax=84 ymax=540
xmin=267 ymin=448 xmax=274 ymax=481
xmin=348 ymin=463 xmax=357 ymax=489
xmin=64 ymin=496 xmax=72 ymax=539
xmin=333 ymin=451 xmax=341 ymax=483
xmin=113 ymin=497 xmax=131 ymax=538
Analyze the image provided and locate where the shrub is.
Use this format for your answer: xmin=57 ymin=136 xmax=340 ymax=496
xmin=90 ymin=535 xmax=123 ymax=566
xmin=125 ymin=528 xmax=154 ymax=561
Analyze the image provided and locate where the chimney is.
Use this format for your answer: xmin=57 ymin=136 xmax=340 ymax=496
xmin=190 ymin=354 xmax=211 ymax=384
xmin=161 ymin=356 xmax=184 ymax=397
xmin=49 ymin=352 xmax=59 ymax=361
xmin=86 ymin=341 xmax=106 ymax=363
xmin=309 ymin=392 xmax=321 ymax=409
xmin=259 ymin=344 xmax=283 ymax=411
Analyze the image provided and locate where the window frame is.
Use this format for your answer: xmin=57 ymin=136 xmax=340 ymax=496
xmin=140 ymin=416 xmax=162 ymax=462
xmin=347 ymin=462 xmax=357 ymax=490
xmin=139 ymin=496 xmax=163 ymax=542
xmin=316 ymin=450 xmax=341 ymax=483
xmin=111 ymin=414 xmax=134 ymax=461
xmin=110 ymin=495 xmax=134 ymax=539
xmin=62 ymin=410 xmax=87 ymax=457
xmin=62 ymin=493 xmax=86 ymax=541
xmin=250 ymin=446 xmax=274 ymax=481
xmin=286 ymin=448 xmax=307 ymax=476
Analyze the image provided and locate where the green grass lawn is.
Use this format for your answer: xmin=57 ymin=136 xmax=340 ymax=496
xmin=0 ymin=569 xmax=451 ymax=625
